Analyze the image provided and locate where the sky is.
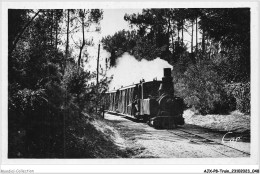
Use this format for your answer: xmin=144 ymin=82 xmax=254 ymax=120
xmin=100 ymin=9 xmax=142 ymax=37
xmin=84 ymin=9 xmax=142 ymax=73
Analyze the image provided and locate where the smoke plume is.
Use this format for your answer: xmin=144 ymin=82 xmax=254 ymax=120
xmin=107 ymin=52 xmax=172 ymax=90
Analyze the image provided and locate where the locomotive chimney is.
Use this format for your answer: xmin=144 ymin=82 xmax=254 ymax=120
xmin=159 ymin=68 xmax=174 ymax=95
xmin=164 ymin=68 xmax=171 ymax=78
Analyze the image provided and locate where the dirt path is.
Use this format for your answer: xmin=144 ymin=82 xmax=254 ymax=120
xmin=104 ymin=113 xmax=250 ymax=158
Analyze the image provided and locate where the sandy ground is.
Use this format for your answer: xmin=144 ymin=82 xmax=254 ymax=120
xmin=183 ymin=109 xmax=250 ymax=133
xmin=104 ymin=113 xmax=250 ymax=158
xmin=182 ymin=109 xmax=250 ymax=153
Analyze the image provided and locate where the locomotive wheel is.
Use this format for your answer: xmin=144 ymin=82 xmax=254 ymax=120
xmin=149 ymin=117 xmax=160 ymax=128
xmin=149 ymin=116 xmax=177 ymax=129
xmin=165 ymin=118 xmax=177 ymax=129
xmin=143 ymin=115 xmax=149 ymax=122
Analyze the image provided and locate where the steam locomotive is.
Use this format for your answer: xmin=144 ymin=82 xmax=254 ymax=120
xmin=103 ymin=68 xmax=185 ymax=129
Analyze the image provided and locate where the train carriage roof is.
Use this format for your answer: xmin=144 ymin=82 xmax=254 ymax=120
xmin=106 ymin=80 xmax=162 ymax=94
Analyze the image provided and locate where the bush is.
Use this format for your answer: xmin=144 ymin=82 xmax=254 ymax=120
xmin=8 ymin=84 xmax=66 ymax=158
xmin=8 ymin=56 xmax=113 ymax=158
xmin=225 ymin=82 xmax=250 ymax=114
xmin=173 ymin=58 xmax=237 ymax=115
xmin=62 ymin=63 xmax=95 ymax=110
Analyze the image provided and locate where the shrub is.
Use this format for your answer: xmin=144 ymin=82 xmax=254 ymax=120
xmin=225 ymin=82 xmax=250 ymax=114
xmin=173 ymin=58 xmax=237 ymax=115
xmin=8 ymin=84 xmax=66 ymax=158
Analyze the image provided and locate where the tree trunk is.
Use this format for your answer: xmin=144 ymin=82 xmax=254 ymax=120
xmin=202 ymin=29 xmax=205 ymax=53
xmin=50 ymin=10 xmax=53 ymax=46
xmin=65 ymin=9 xmax=70 ymax=70
xmin=171 ymin=19 xmax=175 ymax=60
xmin=55 ymin=11 xmax=58 ymax=49
xmin=97 ymin=43 xmax=100 ymax=85
xmin=78 ymin=10 xmax=85 ymax=68
xmin=182 ymin=20 xmax=184 ymax=45
xmin=190 ymin=20 xmax=196 ymax=64
xmin=177 ymin=29 xmax=180 ymax=45
xmin=167 ymin=18 xmax=171 ymax=54
xmin=171 ymin=34 xmax=175 ymax=54
xmin=208 ymin=39 xmax=211 ymax=59
xmin=96 ymin=43 xmax=100 ymax=114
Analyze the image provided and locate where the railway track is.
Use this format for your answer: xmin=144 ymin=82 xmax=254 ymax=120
xmin=167 ymin=128 xmax=250 ymax=157
xmin=106 ymin=112 xmax=250 ymax=157
xmin=105 ymin=112 xmax=250 ymax=158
